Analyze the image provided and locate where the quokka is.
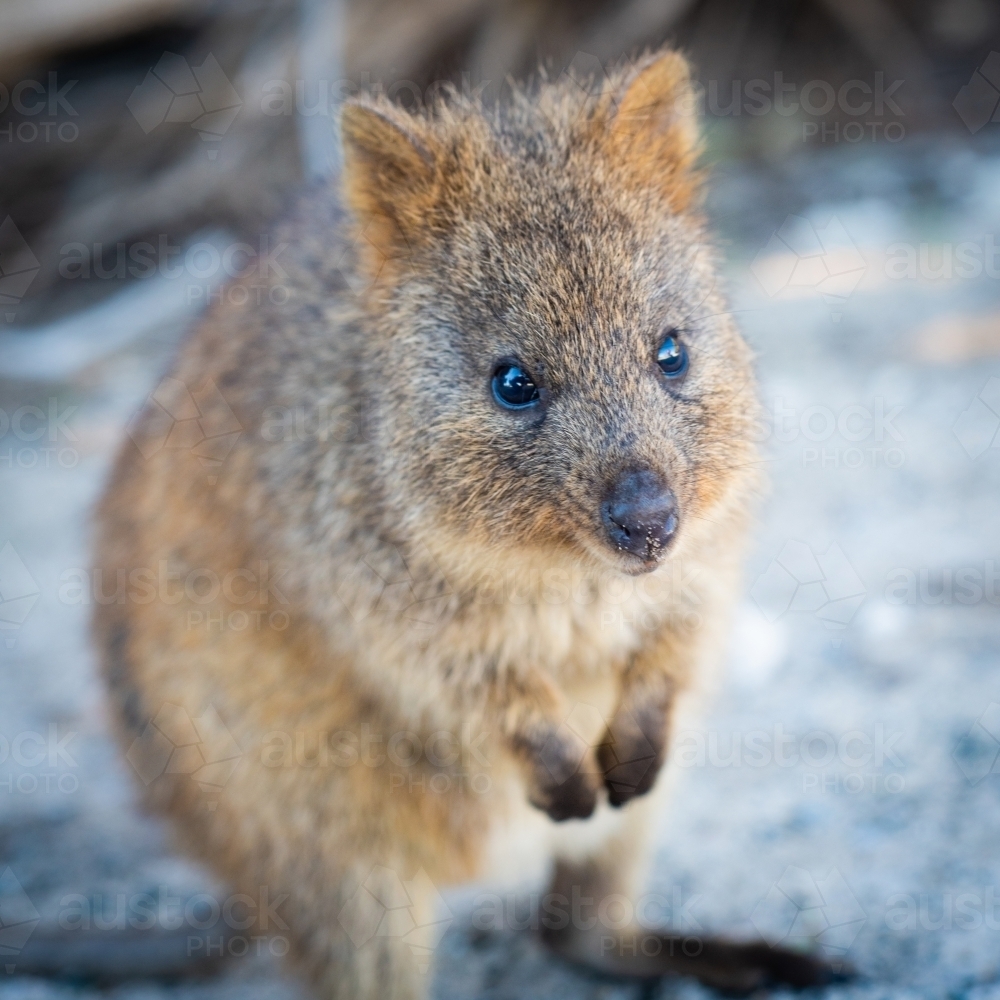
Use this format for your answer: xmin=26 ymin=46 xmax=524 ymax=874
xmin=95 ymin=49 xmax=834 ymax=996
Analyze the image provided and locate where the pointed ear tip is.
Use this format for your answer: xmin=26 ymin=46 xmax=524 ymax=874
xmin=638 ymin=49 xmax=693 ymax=88
xmin=339 ymin=100 xmax=434 ymax=167
xmin=339 ymin=100 xmax=384 ymax=139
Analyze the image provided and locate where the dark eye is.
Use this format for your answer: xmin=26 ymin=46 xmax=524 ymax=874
xmin=492 ymin=363 xmax=540 ymax=408
xmin=656 ymin=332 xmax=689 ymax=378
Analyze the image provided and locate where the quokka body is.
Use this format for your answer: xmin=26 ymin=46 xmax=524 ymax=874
xmin=95 ymin=49 xmax=830 ymax=998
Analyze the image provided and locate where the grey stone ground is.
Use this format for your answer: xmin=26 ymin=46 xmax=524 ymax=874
xmin=2 ymin=132 xmax=1000 ymax=999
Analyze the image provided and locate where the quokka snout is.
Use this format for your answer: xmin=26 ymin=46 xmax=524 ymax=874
xmin=94 ymin=48 xmax=833 ymax=999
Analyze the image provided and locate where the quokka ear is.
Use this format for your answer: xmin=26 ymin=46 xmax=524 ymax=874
xmin=604 ymin=50 xmax=702 ymax=213
xmin=339 ymin=100 xmax=437 ymax=277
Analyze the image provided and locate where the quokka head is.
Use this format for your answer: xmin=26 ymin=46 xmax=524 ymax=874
xmin=339 ymin=50 xmax=759 ymax=577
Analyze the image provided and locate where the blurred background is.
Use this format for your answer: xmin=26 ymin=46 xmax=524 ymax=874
xmin=2 ymin=1 xmax=1000 ymax=997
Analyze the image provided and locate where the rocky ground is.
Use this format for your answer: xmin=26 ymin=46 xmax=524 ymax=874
xmin=2 ymin=131 xmax=1000 ymax=999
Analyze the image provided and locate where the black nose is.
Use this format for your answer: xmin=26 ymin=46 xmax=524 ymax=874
xmin=601 ymin=469 xmax=678 ymax=562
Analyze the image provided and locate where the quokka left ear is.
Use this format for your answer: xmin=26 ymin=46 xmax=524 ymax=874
xmin=339 ymin=99 xmax=439 ymax=281
xmin=602 ymin=50 xmax=702 ymax=213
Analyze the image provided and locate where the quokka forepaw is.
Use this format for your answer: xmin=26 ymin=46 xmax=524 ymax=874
xmin=596 ymin=702 xmax=668 ymax=807
xmin=523 ymin=725 xmax=601 ymax=822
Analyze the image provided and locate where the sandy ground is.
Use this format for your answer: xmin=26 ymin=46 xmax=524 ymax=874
xmin=2 ymin=133 xmax=1000 ymax=999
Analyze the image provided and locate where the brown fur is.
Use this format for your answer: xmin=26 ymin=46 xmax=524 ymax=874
xmin=93 ymin=51 xmax=828 ymax=997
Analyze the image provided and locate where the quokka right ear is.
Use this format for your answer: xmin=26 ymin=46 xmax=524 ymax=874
xmin=601 ymin=50 xmax=702 ymax=214
xmin=339 ymin=100 xmax=438 ymax=275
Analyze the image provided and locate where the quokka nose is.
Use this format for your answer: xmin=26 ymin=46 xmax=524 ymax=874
xmin=601 ymin=469 xmax=678 ymax=562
